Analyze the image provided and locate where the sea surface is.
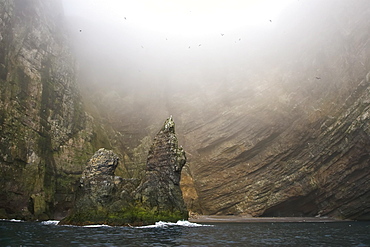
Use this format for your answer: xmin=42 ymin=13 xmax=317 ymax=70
xmin=1 ymin=219 xmax=369 ymax=246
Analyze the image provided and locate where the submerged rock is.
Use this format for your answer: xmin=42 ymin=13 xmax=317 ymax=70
xmin=61 ymin=117 xmax=188 ymax=226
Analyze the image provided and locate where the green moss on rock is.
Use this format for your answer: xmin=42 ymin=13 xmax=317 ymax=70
xmin=61 ymin=205 xmax=188 ymax=226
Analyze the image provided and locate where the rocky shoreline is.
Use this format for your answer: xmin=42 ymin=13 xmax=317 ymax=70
xmin=189 ymin=215 xmax=349 ymax=223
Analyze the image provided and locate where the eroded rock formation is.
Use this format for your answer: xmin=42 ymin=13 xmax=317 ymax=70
xmin=135 ymin=116 xmax=188 ymax=217
xmin=77 ymin=148 xmax=120 ymax=208
xmin=60 ymin=148 xmax=124 ymax=225
xmin=61 ymin=118 xmax=188 ymax=226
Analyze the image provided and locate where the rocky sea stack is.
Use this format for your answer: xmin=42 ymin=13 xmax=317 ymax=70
xmin=60 ymin=117 xmax=188 ymax=226
xmin=135 ymin=116 xmax=188 ymax=219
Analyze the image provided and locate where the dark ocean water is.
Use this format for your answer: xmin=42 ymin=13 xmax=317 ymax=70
xmin=0 ymin=220 xmax=369 ymax=246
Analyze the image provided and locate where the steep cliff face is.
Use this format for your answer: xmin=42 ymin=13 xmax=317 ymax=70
xmin=0 ymin=0 xmax=110 ymax=220
xmin=187 ymin=72 xmax=370 ymax=219
xmin=181 ymin=1 xmax=370 ymax=219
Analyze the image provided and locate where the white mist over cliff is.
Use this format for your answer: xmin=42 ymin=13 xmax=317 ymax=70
xmin=60 ymin=0 xmax=370 ymax=219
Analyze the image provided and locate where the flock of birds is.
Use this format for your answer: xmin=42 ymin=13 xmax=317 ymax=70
xmin=77 ymin=15 xmax=324 ymax=80
xmin=76 ymin=15 xmax=322 ymax=81
xmin=77 ymin=16 xmax=275 ymax=50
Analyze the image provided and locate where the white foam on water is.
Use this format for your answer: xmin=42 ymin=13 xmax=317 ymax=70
xmin=83 ymin=224 xmax=111 ymax=228
xmin=10 ymin=219 xmax=23 ymax=222
xmin=41 ymin=220 xmax=60 ymax=225
xmin=135 ymin=220 xmax=213 ymax=228
xmin=176 ymin=220 xmax=213 ymax=227
xmin=0 ymin=219 xmax=24 ymax=222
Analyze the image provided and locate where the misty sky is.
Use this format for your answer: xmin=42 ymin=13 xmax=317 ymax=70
xmin=60 ymin=0 xmax=369 ymax=112
xmin=59 ymin=0 xmax=370 ymax=145
xmin=62 ymin=0 xmax=293 ymax=36
xmin=61 ymin=0 xmax=301 ymax=91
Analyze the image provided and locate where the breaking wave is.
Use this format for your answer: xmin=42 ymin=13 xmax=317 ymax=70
xmin=23 ymin=219 xmax=212 ymax=229
xmin=135 ymin=220 xmax=213 ymax=228
xmin=83 ymin=224 xmax=111 ymax=228
xmin=0 ymin=219 xmax=24 ymax=222
xmin=40 ymin=220 xmax=60 ymax=225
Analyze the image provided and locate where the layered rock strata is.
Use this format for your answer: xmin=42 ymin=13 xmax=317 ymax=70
xmin=187 ymin=73 xmax=370 ymax=220
xmin=180 ymin=1 xmax=370 ymax=220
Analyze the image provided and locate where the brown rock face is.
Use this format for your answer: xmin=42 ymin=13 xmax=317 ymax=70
xmin=135 ymin=117 xmax=188 ymax=217
xmin=173 ymin=1 xmax=370 ymax=220
xmin=187 ymin=75 xmax=370 ymax=220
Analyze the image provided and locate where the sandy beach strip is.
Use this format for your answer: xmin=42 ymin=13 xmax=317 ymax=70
xmin=189 ymin=215 xmax=347 ymax=223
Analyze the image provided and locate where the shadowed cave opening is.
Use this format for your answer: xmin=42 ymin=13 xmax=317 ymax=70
xmin=262 ymin=195 xmax=319 ymax=217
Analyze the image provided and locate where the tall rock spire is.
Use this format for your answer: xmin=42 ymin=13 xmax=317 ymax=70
xmin=136 ymin=116 xmax=188 ymax=218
